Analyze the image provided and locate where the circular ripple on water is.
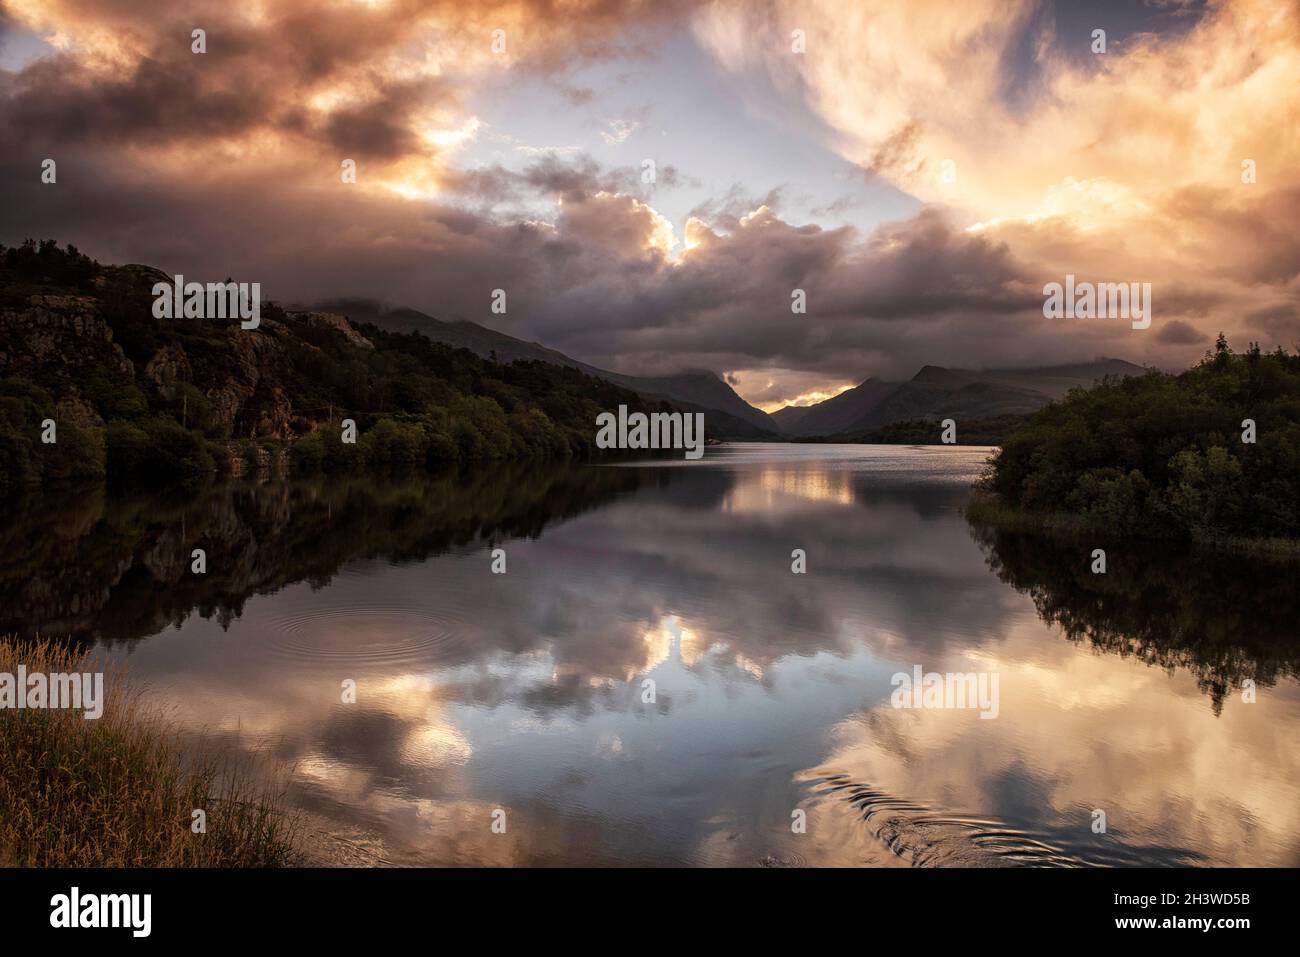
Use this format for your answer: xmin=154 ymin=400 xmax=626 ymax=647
xmin=260 ymin=602 xmax=468 ymax=667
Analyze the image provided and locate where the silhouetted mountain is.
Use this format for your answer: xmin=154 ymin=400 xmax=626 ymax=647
xmin=315 ymin=299 xmax=781 ymax=438
xmin=773 ymin=359 xmax=1146 ymax=438
xmin=976 ymin=359 xmax=1149 ymax=399
xmin=858 ymin=374 xmax=1046 ymax=432
xmin=770 ymin=378 xmax=893 ymax=436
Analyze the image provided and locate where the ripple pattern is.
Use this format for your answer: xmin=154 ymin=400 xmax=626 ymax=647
xmin=259 ymin=602 xmax=467 ymax=667
xmin=810 ymin=772 xmax=1084 ymax=867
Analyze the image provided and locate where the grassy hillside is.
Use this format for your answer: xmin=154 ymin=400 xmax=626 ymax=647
xmin=0 ymin=240 xmax=676 ymax=491
xmin=977 ymin=335 xmax=1300 ymax=544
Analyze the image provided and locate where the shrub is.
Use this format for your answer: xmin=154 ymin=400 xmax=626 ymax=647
xmin=107 ymin=417 xmax=215 ymax=483
xmin=360 ymin=418 xmax=427 ymax=466
xmin=39 ymin=420 xmax=106 ymax=482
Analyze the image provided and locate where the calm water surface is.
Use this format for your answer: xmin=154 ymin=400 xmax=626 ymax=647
xmin=5 ymin=444 xmax=1298 ymax=866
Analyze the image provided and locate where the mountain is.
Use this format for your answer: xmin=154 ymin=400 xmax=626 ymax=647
xmin=601 ymin=371 xmax=778 ymax=438
xmin=973 ymin=359 xmax=1149 ymax=399
xmin=0 ymin=241 xmax=690 ymax=491
xmin=305 ymin=303 xmax=1145 ymax=442
xmin=854 ymin=373 xmax=1047 ymax=432
xmin=769 ymin=377 xmax=894 ymax=436
xmin=773 ymin=359 xmax=1146 ymax=438
xmin=312 ymin=299 xmax=781 ymax=438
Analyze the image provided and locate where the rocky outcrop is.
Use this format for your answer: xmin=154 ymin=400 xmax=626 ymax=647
xmin=55 ymin=394 xmax=103 ymax=428
xmin=0 ymin=293 xmax=133 ymax=378
xmin=142 ymin=343 xmax=192 ymax=402
xmin=0 ymin=280 xmax=328 ymax=448
xmin=223 ymin=443 xmax=291 ymax=477
xmin=195 ymin=327 xmax=301 ymax=439
xmin=293 ymin=311 xmax=375 ymax=351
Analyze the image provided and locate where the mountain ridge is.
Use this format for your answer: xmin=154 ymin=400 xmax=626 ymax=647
xmin=772 ymin=358 xmax=1146 ymax=438
xmin=312 ymin=299 xmax=781 ymax=437
xmin=316 ymin=298 xmax=1147 ymax=442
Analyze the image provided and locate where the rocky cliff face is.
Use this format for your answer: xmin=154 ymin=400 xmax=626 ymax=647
xmin=141 ymin=342 xmax=190 ymax=403
xmin=295 ymin=311 xmax=375 ymax=351
xmin=0 ymin=293 xmax=134 ymax=429
xmin=0 ymin=267 xmax=369 ymax=446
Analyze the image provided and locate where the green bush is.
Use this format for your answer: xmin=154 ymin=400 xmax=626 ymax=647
xmin=85 ymin=372 xmax=149 ymax=421
xmin=289 ymin=431 xmax=327 ymax=471
xmin=318 ymin=426 xmax=365 ymax=472
xmin=360 ymin=418 xmax=428 ymax=466
xmin=107 ymin=417 xmax=215 ymax=483
xmin=0 ymin=426 xmax=37 ymax=496
xmin=0 ymin=379 xmax=105 ymax=486
xmin=40 ymin=421 xmax=106 ymax=481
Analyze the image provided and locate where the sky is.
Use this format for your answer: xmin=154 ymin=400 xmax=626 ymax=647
xmin=2 ymin=0 xmax=1298 ymax=411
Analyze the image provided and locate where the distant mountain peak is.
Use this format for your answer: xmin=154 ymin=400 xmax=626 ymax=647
xmin=774 ymin=359 xmax=1145 ymax=438
xmin=911 ymin=365 xmax=969 ymax=387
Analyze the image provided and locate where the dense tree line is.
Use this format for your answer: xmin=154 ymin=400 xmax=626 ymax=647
xmin=982 ymin=335 xmax=1300 ymax=541
xmin=0 ymin=239 xmax=99 ymax=290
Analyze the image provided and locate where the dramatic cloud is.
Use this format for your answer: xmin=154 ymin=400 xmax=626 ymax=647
xmin=689 ymin=0 xmax=1300 ymax=385
xmin=3 ymin=0 xmax=1299 ymax=405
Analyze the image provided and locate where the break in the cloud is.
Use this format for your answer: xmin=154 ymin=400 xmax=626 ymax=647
xmin=2 ymin=0 xmax=1299 ymax=407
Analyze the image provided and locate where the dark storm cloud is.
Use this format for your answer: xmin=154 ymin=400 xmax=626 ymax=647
xmin=6 ymin=120 xmax=1298 ymax=386
xmin=1155 ymin=319 xmax=1209 ymax=346
xmin=0 ymin=6 xmax=344 ymax=149
xmin=513 ymin=154 xmax=681 ymax=200
xmin=1245 ymin=303 xmax=1300 ymax=345
xmin=0 ymin=47 xmax=273 ymax=148
xmin=0 ymin=127 xmax=1175 ymax=385
xmin=513 ymin=199 xmax=1050 ymax=380
xmin=828 ymin=208 xmax=1036 ymax=319
xmin=0 ymin=0 xmax=694 ymax=155
xmin=313 ymin=77 xmax=454 ymax=161
xmin=1159 ymin=185 xmax=1300 ymax=286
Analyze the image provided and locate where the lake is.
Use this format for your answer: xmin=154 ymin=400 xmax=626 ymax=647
xmin=4 ymin=444 xmax=1297 ymax=866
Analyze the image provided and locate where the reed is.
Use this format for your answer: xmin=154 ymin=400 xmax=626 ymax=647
xmin=0 ymin=636 xmax=300 ymax=867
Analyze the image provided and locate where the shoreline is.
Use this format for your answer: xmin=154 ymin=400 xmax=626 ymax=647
xmin=963 ymin=491 xmax=1300 ymax=561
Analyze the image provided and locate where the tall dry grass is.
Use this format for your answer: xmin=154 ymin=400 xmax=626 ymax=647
xmin=0 ymin=637 xmax=301 ymax=866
